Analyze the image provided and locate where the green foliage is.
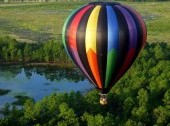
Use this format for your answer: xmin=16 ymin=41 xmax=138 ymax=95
xmin=0 ymin=42 xmax=169 ymax=125
xmin=0 ymin=104 xmax=25 ymax=126
xmin=163 ymin=89 xmax=170 ymax=106
xmin=153 ymin=106 xmax=170 ymax=125
xmin=0 ymin=37 xmax=70 ymax=66
xmin=12 ymin=95 xmax=34 ymax=106
xmin=81 ymin=112 xmax=115 ymax=126
xmin=82 ymin=113 xmax=104 ymax=126
xmin=58 ymin=103 xmax=79 ymax=126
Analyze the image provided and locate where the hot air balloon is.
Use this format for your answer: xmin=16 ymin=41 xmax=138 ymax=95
xmin=62 ymin=2 xmax=147 ymax=105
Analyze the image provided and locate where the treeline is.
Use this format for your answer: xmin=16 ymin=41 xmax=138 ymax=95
xmin=0 ymin=36 xmax=70 ymax=65
xmin=0 ymin=42 xmax=169 ymax=126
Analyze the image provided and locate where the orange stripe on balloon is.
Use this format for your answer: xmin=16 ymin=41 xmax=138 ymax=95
xmin=87 ymin=49 xmax=102 ymax=88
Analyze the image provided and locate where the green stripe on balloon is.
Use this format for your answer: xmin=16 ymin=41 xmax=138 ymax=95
xmin=105 ymin=49 xmax=117 ymax=88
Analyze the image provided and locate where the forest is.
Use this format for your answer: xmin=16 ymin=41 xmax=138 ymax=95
xmin=0 ymin=36 xmax=169 ymax=126
xmin=0 ymin=36 xmax=71 ymax=67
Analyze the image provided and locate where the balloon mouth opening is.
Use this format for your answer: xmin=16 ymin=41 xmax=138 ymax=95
xmin=89 ymin=2 xmax=120 ymax=6
xmin=99 ymin=93 xmax=108 ymax=105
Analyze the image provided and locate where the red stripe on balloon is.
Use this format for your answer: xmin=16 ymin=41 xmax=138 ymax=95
xmin=114 ymin=48 xmax=135 ymax=83
xmin=68 ymin=5 xmax=92 ymax=50
xmin=67 ymin=5 xmax=96 ymax=84
xmin=87 ymin=49 xmax=102 ymax=88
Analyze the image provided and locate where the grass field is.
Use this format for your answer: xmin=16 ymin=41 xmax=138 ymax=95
xmin=0 ymin=2 xmax=169 ymax=43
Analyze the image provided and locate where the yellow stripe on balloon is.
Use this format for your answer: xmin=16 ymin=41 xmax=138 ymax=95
xmin=85 ymin=5 xmax=101 ymax=53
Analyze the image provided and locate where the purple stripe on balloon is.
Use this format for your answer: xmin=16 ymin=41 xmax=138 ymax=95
xmin=70 ymin=46 xmax=96 ymax=86
xmin=115 ymin=5 xmax=137 ymax=49
xmin=122 ymin=5 xmax=147 ymax=48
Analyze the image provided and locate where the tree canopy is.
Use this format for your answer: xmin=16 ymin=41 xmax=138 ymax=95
xmin=0 ymin=38 xmax=169 ymax=125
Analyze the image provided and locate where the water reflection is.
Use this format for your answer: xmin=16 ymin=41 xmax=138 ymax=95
xmin=0 ymin=65 xmax=94 ymax=107
xmin=0 ymin=65 xmax=85 ymax=82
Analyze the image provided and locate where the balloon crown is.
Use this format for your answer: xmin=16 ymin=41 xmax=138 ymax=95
xmin=89 ymin=2 xmax=120 ymax=6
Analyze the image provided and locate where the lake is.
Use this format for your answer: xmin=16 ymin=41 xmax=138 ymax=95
xmin=0 ymin=65 xmax=94 ymax=107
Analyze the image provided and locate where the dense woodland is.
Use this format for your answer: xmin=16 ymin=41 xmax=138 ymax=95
xmin=0 ymin=36 xmax=70 ymax=66
xmin=0 ymin=36 xmax=169 ymax=125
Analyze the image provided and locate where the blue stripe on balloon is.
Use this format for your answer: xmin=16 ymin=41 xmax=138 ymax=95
xmin=106 ymin=5 xmax=119 ymax=52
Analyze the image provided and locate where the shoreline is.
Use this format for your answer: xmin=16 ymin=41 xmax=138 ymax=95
xmin=0 ymin=61 xmax=74 ymax=68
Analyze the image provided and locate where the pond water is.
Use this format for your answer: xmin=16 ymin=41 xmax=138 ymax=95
xmin=0 ymin=66 xmax=94 ymax=107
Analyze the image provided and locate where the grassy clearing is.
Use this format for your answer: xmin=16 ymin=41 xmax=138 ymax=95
xmin=0 ymin=2 xmax=84 ymax=42
xmin=0 ymin=2 xmax=169 ymax=43
xmin=126 ymin=2 xmax=170 ymax=43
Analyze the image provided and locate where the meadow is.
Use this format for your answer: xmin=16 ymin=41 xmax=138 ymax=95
xmin=0 ymin=1 xmax=169 ymax=43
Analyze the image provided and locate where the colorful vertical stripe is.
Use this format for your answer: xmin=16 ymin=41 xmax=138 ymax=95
xmin=85 ymin=6 xmax=102 ymax=88
xmin=105 ymin=6 xmax=118 ymax=88
xmin=62 ymin=2 xmax=147 ymax=94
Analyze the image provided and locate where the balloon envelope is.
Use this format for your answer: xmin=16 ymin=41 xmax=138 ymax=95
xmin=62 ymin=2 xmax=147 ymax=94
